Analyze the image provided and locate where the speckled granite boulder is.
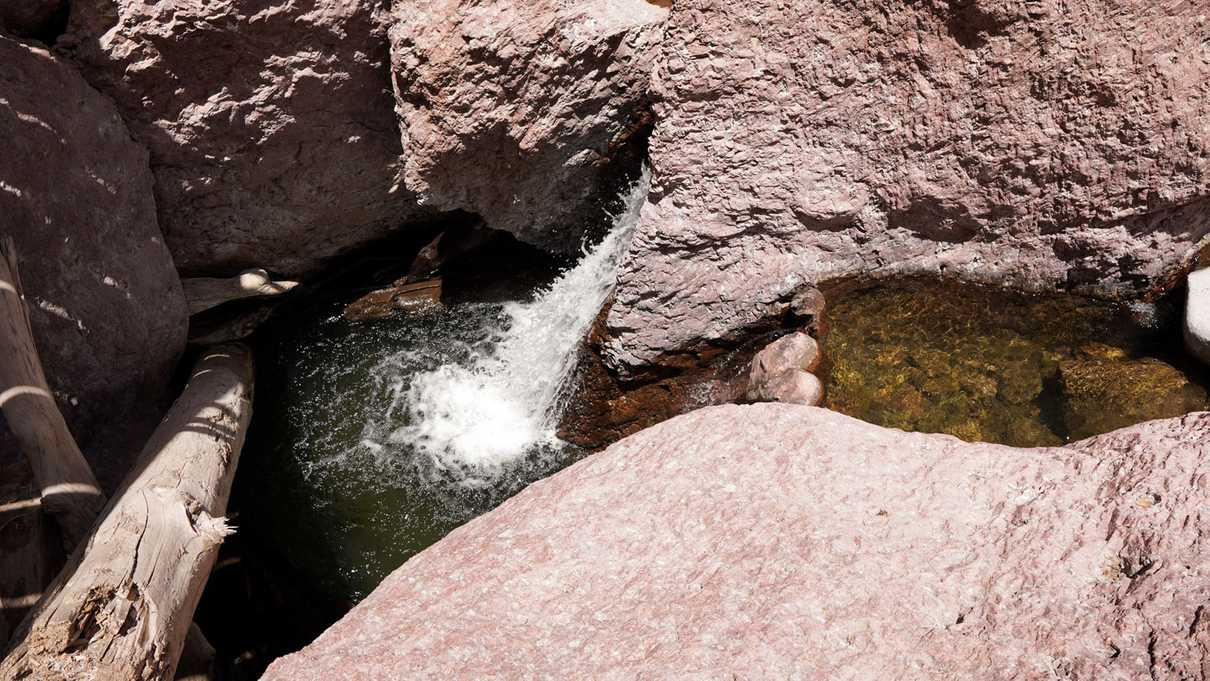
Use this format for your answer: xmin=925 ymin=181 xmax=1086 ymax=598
xmin=60 ymin=0 xmax=430 ymax=275
xmin=604 ymin=0 xmax=1210 ymax=374
xmin=0 ymin=36 xmax=187 ymax=487
xmin=389 ymin=0 xmax=667 ymax=250
xmin=264 ymin=404 xmax=1210 ymax=680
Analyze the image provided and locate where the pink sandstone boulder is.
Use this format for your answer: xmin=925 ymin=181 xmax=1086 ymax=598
xmin=0 ymin=36 xmax=187 ymax=488
xmin=263 ymin=404 xmax=1210 ymax=679
xmin=389 ymin=0 xmax=667 ymax=250
xmin=756 ymin=369 xmax=824 ymax=406
xmin=59 ymin=0 xmax=431 ymax=275
xmin=603 ymin=0 xmax=1210 ymax=374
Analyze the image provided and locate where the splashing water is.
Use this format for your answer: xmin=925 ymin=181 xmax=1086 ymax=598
xmin=364 ymin=168 xmax=650 ymax=485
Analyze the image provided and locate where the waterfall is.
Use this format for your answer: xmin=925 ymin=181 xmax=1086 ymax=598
xmin=367 ymin=168 xmax=649 ymax=486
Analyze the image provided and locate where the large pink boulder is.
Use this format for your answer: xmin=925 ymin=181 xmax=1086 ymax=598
xmin=389 ymin=0 xmax=667 ymax=250
xmin=603 ymin=0 xmax=1210 ymax=374
xmin=263 ymin=405 xmax=1210 ymax=679
xmin=60 ymin=0 xmax=431 ymax=275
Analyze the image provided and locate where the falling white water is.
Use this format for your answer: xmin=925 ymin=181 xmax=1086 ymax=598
xmin=366 ymin=168 xmax=650 ymax=485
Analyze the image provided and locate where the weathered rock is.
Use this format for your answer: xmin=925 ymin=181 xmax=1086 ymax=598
xmin=389 ymin=0 xmax=667 ymax=250
xmin=0 ymin=36 xmax=187 ymax=488
xmin=604 ymin=0 xmax=1210 ymax=374
xmin=182 ymin=268 xmax=299 ymax=315
xmin=757 ymin=369 xmax=824 ymax=406
xmin=264 ymin=405 xmax=1210 ymax=680
xmin=1058 ymin=344 xmax=1207 ymax=440
xmin=747 ymin=332 xmax=820 ymax=400
xmin=60 ymin=0 xmax=430 ymax=276
xmin=1186 ymin=268 xmax=1210 ymax=365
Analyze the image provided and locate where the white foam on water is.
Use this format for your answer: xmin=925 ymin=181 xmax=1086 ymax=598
xmin=373 ymin=168 xmax=650 ymax=483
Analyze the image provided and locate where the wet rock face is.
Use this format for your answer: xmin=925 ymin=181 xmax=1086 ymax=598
xmin=0 ymin=37 xmax=187 ymax=488
xmin=60 ymin=0 xmax=430 ymax=276
xmin=263 ymin=405 xmax=1210 ymax=680
xmin=389 ymin=0 xmax=667 ymax=250
xmin=604 ymin=0 xmax=1210 ymax=374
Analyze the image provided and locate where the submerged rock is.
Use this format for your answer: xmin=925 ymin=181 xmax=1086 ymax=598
xmin=0 ymin=36 xmax=187 ymax=488
xmin=820 ymin=278 xmax=1207 ymax=447
xmin=389 ymin=0 xmax=667 ymax=250
xmin=60 ymin=0 xmax=430 ymax=275
xmin=604 ymin=0 xmax=1210 ymax=374
xmin=1058 ymin=344 xmax=1208 ymax=441
xmin=263 ymin=405 xmax=1210 ymax=680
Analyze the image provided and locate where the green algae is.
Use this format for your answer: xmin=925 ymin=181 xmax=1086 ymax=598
xmin=820 ymin=278 xmax=1208 ymax=447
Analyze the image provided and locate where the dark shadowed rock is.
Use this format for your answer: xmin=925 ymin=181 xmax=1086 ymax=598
xmin=0 ymin=0 xmax=65 ymax=40
xmin=604 ymin=0 xmax=1210 ymax=374
xmin=264 ymin=404 xmax=1210 ymax=679
xmin=389 ymin=0 xmax=667 ymax=250
xmin=60 ymin=0 xmax=431 ymax=276
xmin=0 ymin=36 xmax=187 ymax=488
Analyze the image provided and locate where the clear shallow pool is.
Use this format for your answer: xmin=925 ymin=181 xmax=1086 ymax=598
xmin=821 ymin=278 xmax=1209 ymax=447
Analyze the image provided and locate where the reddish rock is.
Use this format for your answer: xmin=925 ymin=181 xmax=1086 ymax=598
xmin=389 ymin=0 xmax=667 ymax=250
xmin=758 ymin=369 xmax=824 ymax=406
xmin=604 ymin=0 xmax=1210 ymax=374
xmin=264 ymin=405 xmax=1210 ymax=679
xmin=0 ymin=36 xmax=187 ymax=488
xmin=748 ymin=331 xmax=820 ymax=389
xmin=60 ymin=0 xmax=431 ymax=275
xmin=344 ymin=277 xmax=442 ymax=321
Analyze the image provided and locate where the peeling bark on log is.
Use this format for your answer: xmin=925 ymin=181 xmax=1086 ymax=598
xmin=0 ymin=237 xmax=105 ymax=551
xmin=0 ymin=345 xmax=254 ymax=681
xmin=181 ymin=268 xmax=298 ymax=315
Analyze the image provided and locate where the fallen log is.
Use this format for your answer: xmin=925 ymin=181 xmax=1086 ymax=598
xmin=0 ymin=237 xmax=105 ymax=551
xmin=0 ymin=344 xmax=254 ymax=681
xmin=181 ymin=268 xmax=299 ymax=315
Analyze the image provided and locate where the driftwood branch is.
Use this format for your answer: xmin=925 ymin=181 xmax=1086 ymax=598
xmin=0 ymin=344 xmax=254 ymax=681
xmin=181 ymin=268 xmax=299 ymax=315
xmin=0 ymin=237 xmax=105 ymax=551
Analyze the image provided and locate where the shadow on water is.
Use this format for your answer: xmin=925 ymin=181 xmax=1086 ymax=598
xmin=819 ymin=276 xmax=1210 ymax=447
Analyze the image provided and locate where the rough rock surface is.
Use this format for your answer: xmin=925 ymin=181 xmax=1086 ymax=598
xmin=0 ymin=36 xmax=187 ymax=488
xmin=756 ymin=368 xmax=824 ymax=406
xmin=264 ymin=404 xmax=1210 ymax=680
xmin=1186 ymin=268 xmax=1210 ymax=365
xmin=749 ymin=332 xmax=819 ymax=385
xmin=389 ymin=0 xmax=667 ymax=250
xmin=60 ymin=0 xmax=430 ymax=275
xmin=604 ymin=0 xmax=1210 ymax=374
